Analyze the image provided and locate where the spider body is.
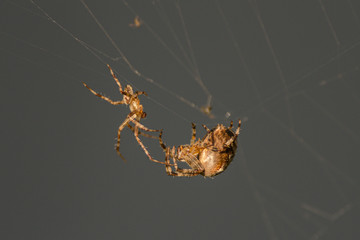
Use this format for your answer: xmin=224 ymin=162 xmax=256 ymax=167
xmin=83 ymin=64 xmax=164 ymax=164
xmin=159 ymin=120 xmax=241 ymax=177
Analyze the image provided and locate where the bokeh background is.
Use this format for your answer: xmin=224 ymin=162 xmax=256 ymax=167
xmin=2 ymin=0 xmax=360 ymax=239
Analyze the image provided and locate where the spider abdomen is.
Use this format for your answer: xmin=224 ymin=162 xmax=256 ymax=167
xmin=200 ymin=143 xmax=237 ymax=177
xmin=199 ymin=124 xmax=238 ymax=177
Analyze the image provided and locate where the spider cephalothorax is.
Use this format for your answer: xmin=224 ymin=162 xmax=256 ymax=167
xmin=159 ymin=120 xmax=241 ymax=177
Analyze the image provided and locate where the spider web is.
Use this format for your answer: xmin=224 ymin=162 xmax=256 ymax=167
xmin=1 ymin=0 xmax=360 ymax=239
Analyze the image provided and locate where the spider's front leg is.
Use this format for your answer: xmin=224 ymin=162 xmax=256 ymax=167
xmin=107 ymin=64 xmax=123 ymax=93
xmin=82 ymin=82 xmax=125 ymax=105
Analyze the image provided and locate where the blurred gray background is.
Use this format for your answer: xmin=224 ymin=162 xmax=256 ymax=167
xmin=1 ymin=0 xmax=360 ymax=239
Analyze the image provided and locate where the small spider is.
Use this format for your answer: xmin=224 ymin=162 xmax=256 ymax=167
xmin=129 ymin=15 xmax=142 ymax=28
xmin=159 ymin=120 xmax=241 ymax=177
xmin=83 ymin=64 xmax=165 ymax=164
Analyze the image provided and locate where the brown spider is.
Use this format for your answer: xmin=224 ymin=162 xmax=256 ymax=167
xmin=129 ymin=16 xmax=142 ymax=28
xmin=82 ymin=64 xmax=165 ymax=164
xmin=159 ymin=120 xmax=241 ymax=177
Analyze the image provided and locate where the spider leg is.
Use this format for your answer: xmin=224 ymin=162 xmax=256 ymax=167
xmin=127 ymin=123 xmax=158 ymax=139
xmin=171 ymin=146 xmax=178 ymax=169
xmin=229 ymin=120 xmax=233 ymax=130
xmin=133 ymin=124 xmax=168 ymax=165
xmin=201 ymin=124 xmax=215 ymax=148
xmin=171 ymin=164 xmax=203 ymax=177
xmin=117 ymin=150 xmax=127 ymax=162
xmin=82 ymin=82 xmax=125 ymax=105
xmin=164 ymin=147 xmax=189 ymax=176
xmin=116 ymin=112 xmax=171 ymax=165
xmin=165 ymin=147 xmax=203 ymax=177
xmin=224 ymin=119 xmax=242 ymax=147
xmin=176 ymin=169 xmax=203 ymax=176
xmin=129 ymin=118 xmax=160 ymax=133
xmin=181 ymin=150 xmax=204 ymax=174
xmin=107 ymin=64 xmax=123 ymax=92
xmin=235 ymin=119 xmax=242 ymax=135
xmin=190 ymin=123 xmax=196 ymax=145
xmin=133 ymin=91 xmax=148 ymax=97
xmin=202 ymin=124 xmax=210 ymax=132
xmin=115 ymin=112 xmax=137 ymax=160
xmin=127 ymin=91 xmax=148 ymax=103
xmin=158 ymin=130 xmax=167 ymax=152
xmin=164 ymin=148 xmax=177 ymax=176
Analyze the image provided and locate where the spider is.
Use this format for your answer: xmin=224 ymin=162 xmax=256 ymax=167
xmin=129 ymin=16 xmax=142 ymax=28
xmin=82 ymin=64 xmax=165 ymax=164
xmin=158 ymin=119 xmax=241 ymax=177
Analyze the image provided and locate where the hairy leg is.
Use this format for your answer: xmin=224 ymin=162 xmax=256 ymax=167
xmin=133 ymin=125 xmax=168 ymax=165
xmin=190 ymin=123 xmax=196 ymax=145
xmin=225 ymin=119 xmax=242 ymax=147
xmin=82 ymin=82 xmax=125 ymax=105
xmin=107 ymin=64 xmax=123 ymax=93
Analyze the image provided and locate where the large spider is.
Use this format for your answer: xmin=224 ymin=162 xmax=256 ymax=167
xmin=159 ymin=120 xmax=241 ymax=177
xmin=83 ymin=64 xmax=165 ymax=164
